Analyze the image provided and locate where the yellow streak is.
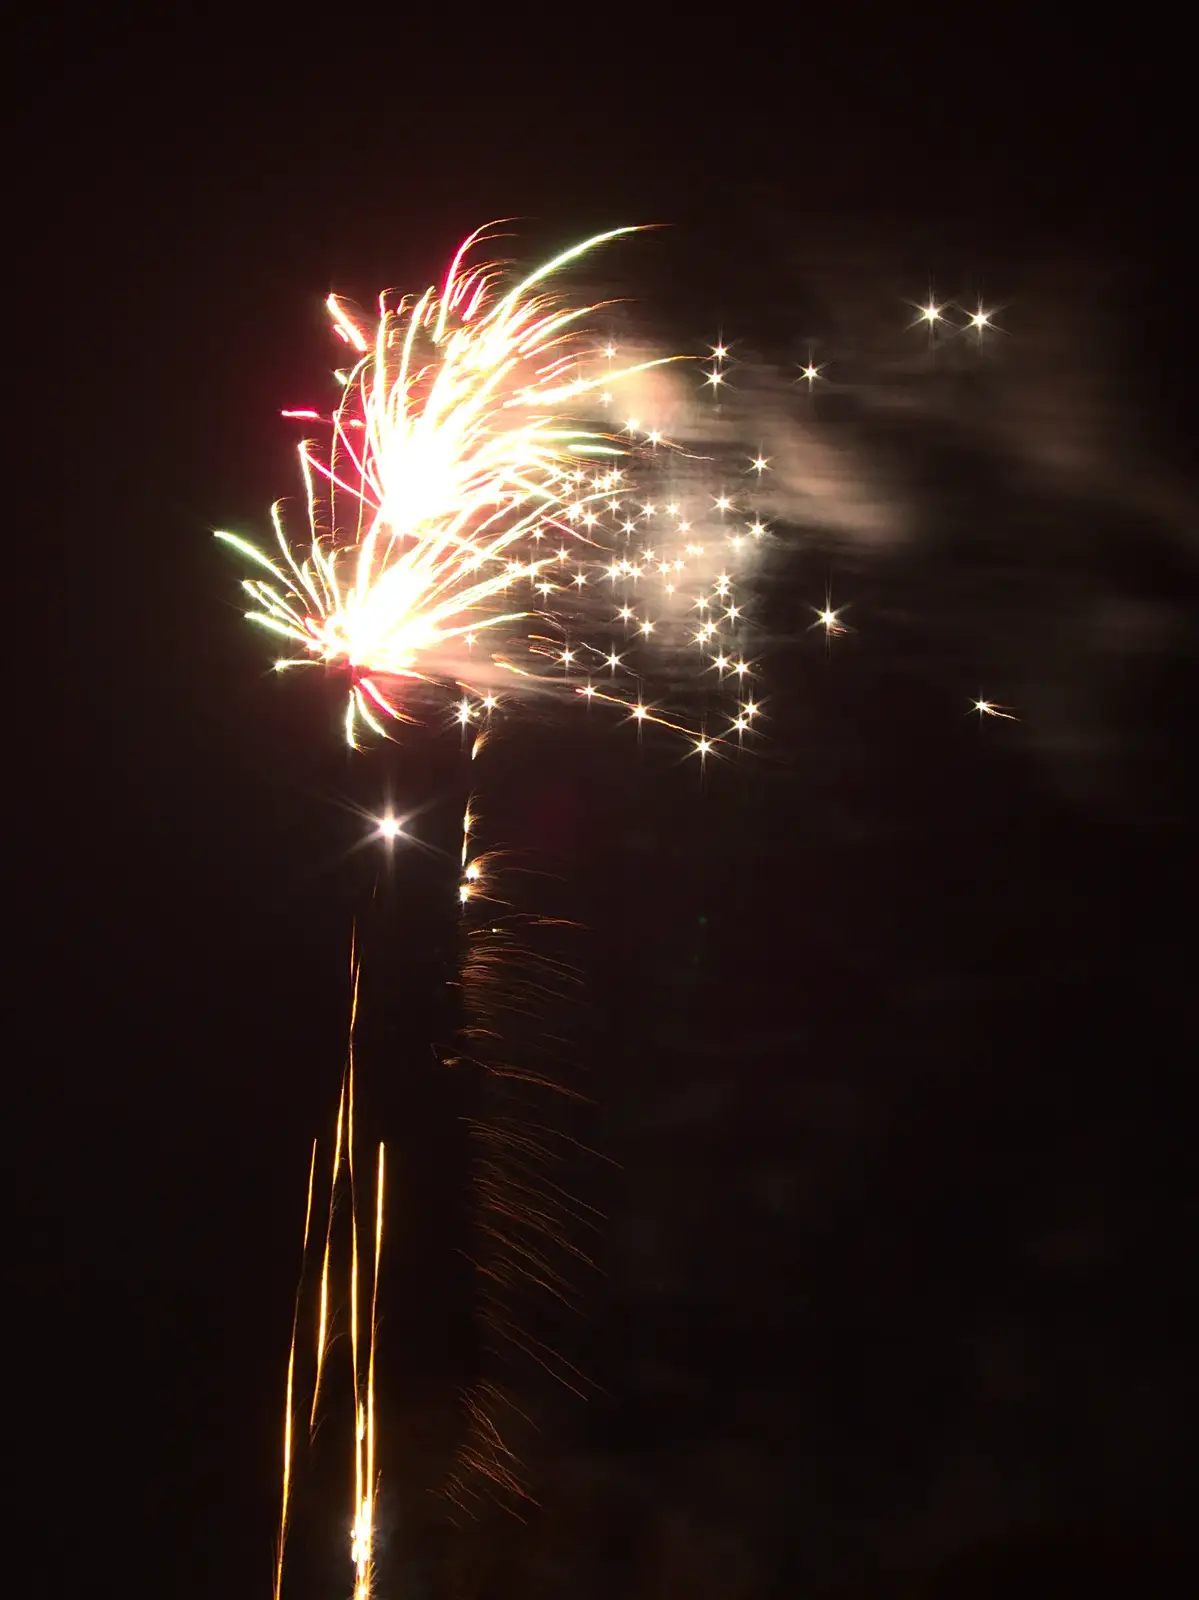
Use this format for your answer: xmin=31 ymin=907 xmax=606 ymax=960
xmin=310 ymin=1080 xmax=345 ymax=1433
xmin=275 ymin=1138 xmax=318 ymax=1600
xmin=354 ymin=1143 xmax=386 ymax=1600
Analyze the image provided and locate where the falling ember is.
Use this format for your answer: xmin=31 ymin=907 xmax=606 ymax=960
xmin=973 ymin=698 xmax=1018 ymax=720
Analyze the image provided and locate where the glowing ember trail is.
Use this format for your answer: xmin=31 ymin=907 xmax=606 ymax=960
xmin=275 ymin=1139 xmax=318 ymax=1600
xmin=274 ymin=938 xmax=387 ymax=1600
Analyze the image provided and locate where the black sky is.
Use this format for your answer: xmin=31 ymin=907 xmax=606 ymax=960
xmin=20 ymin=14 xmax=1198 ymax=1598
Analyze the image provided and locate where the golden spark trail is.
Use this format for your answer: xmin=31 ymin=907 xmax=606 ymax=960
xmin=275 ymin=1138 xmax=318 ymax=1600
xmin=346 ymin=962 xmax=365 ymax=1595
xmin=310 ymin=944 xmax=358 ymax=1431
xmin=354 ymin=1142 xmax=385 ymax=1600
xmin=274 ymin=931 xmax=387 ymax=1600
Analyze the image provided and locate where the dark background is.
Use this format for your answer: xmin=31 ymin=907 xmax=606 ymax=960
xmin=19 ymin=13 xmax=1196 ymax=1597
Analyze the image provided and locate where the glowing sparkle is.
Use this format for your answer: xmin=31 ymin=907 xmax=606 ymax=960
xmin=973 ymin=698 xmax=1017 ymax=720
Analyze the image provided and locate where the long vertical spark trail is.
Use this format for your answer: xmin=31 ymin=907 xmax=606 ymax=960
xmin=275 ymin=1140 xmax=317 ymax=1600
xmin=274 ymin=935 xmax=386 ymax=1600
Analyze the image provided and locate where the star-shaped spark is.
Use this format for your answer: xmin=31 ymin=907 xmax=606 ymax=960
xmin=814 ymin=606 xmax=845 ymax=636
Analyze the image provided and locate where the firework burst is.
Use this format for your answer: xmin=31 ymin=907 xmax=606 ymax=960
xmin=216 ymin=226 xmax=766 ymax=756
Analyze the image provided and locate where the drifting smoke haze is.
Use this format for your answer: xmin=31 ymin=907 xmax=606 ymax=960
xmin=604 ymin=234 xmax=1196 ymax=814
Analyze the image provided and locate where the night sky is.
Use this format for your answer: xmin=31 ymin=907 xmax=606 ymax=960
xmin=23 ymin=15 xmax=1197 ymax=1598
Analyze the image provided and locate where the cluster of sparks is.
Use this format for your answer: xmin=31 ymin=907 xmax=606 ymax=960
xmin=216 ymin=225 xmax=774 ymax=764
xmin=276 ymin=942 xmax=385 ymax=1600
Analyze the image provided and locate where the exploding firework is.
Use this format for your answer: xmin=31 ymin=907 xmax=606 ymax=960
xmin=216 ymin=225 xmax=766 ymax=758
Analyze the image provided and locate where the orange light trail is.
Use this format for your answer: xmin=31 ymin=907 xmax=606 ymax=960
xmin=274 ymin=934 xmax=386 ymax=1600
xmin=275 ymin=1138 xmax=318 ymax=1600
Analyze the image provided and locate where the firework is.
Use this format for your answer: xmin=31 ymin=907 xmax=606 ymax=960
xmin=216 ymin=225 xmax=765 ymax=756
